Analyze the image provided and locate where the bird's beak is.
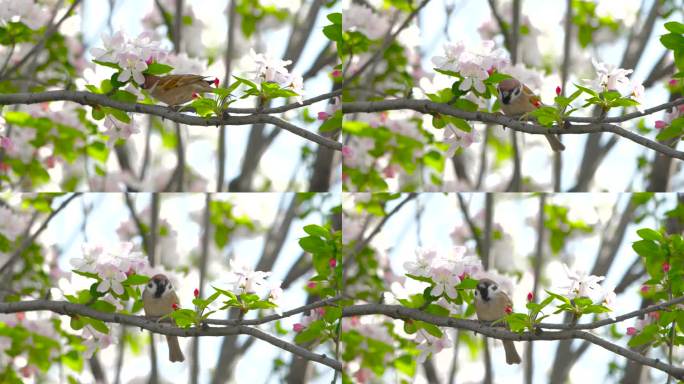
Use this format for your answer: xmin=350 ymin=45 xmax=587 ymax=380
xmin=477 ymin=285 xmax=489 ymax=301
xmin=154 ymin=280 xmax=164 ymax=298
xmin=501 ymin=91 xmax=511 ymax=105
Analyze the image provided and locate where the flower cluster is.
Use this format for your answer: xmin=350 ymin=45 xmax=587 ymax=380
xmin=0 ymin=0 xmax=49 ymax=30
xmin=247 ymin=49 xmax=304 ymax=102
xmin=224 ymin=257 xmax=283 ymax=313
xmin=342 ymin=4 xmax=390 ymax=40
xmin=404 ymin=246 xmax=483 ymax=299
xmin=559 ymin=263 xmax=615 ymax=307
xmin=70 ymin=242 xmax=150 ymax=295
xmin=90 ymin=31 xmax=168 ymax=85
xmin=431 ymin=40 xmax=509 ymax=94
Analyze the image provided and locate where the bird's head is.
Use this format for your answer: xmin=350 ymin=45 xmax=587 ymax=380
xmin=145 ymin=274 xmax=174 ymax=299
xmin=497 ymin=78 xmax=522 ymax=105
xmin=474 ymin=278 xmax=500 ymax=302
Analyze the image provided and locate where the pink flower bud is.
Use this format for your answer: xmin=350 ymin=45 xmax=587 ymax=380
xmin=317 ymin=111 xmax=330 ymax=121
xmin=663 ymin=262 xmax=671 ymax=272
xmin=341 ymin=146 xmax=353 ymax=158
xmin=146 ymin=57 xmax=153 ymax=65
xmin=655 ymin=120 xmax=667 ymax=129
xmin=458 ymin=272 xmax=467 ymax=281
xmin=315 ymin=307 xmax=326 ymax=316
xmin=293 ymin=323 xmax=304 ymax=332
xmin=329 ymin=258 xmax=337 ymax=268
xmin=669 ymin=79 xmax=678 ymax=86
xmin=45 ymin=155 xmax=56 ymax=169
xmin=194 ymin=288 xmax=199 ymax=298
xmin=487 ymin=67 xmax=495 ymax=76
xmin=648 ymin=311 xmax=660 ymax=320
xmin=640 ymin=285 xmax=649 ymax=293
xmin=213 ymin=78 xmax=220 ymax=87
xmin=172 ymin=303 xmax=179 ymax=310
xmin=383 ymin=165 xmax=396 ymax=178
xmin=556 ymin=86 xmax=562 ymax=96
xmin=331 ymin=69 xmax=341 ymax=78
xmin=527 ymin=292 xmax=534 ymax=302
xmin=626 ymin=327 xmax=637 ymax=336
xmin=504 ymin=305 xmax=512 ymax=314
xmin=16 ymin=312 xmax=25 ymax=321
xmin=192 ymin=92 xmax=200 ymax=99
xmin=306 ymin=281 xmax=316 ymax=289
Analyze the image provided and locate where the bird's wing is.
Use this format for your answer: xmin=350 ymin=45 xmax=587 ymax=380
xmin=522 ymin=84 xmax=542 ymax=108
xmin=157 ymin=75 xmax=209 ymax=91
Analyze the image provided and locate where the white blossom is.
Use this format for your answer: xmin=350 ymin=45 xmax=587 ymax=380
xmin=416 ymin=331 xmax=452 ymax=363
xmin=560 ymin=263 xmax=605 ymax=299
xmin=95 ymin=263 xmax=127 ymax=295
xmin=591 ymin=58 xmax=633 ymax=91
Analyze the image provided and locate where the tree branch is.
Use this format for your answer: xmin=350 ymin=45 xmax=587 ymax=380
xmin=0 ymin=91 xmax=342 ymax=150
xmin=0 ymin=300 xmax=342 ymax=371
xmin=343 ymin=98 xmax=684 ymax=160
xmin=341 ymin=302 xmax=684 ymax=379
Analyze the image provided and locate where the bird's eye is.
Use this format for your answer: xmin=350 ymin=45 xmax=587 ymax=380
xmin=147 ymin=282 xmax=154 ymax=288
xmin=168 ymin=285 xmax=172 ymax=290
xmin=492 ymin=286 xmax=498 ymax=291
xmin=513 ymin=88 xmax=520 ymax=95
xmin=474 ymin=290 xmax=479 ymax=296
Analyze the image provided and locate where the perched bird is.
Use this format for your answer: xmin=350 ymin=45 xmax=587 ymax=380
xmin=142 ymin=74 xmax=217 ymax=106
xmin=497 ymin=77 xmax=565 ymax=152
xmin=142 ymin=274 xmax=185 ymax=362
xmin=473 ymin=278 xmax=521 ymax=365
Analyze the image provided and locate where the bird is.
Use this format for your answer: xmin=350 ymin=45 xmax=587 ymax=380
xmin=142 ymin=274 xmax=185 ymax=362
xmin=473 ymin=278 xmax=521 ymax=365
xmin=142 ymin=74 xmax=217 ymax=106
xmin=497 ymin=77 xmax=565 ymax=152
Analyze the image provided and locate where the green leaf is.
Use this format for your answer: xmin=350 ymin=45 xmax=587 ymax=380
xmin=299 ymin=236 xmax=328 ymax=253
xmin=327 ymin=12 xmax=341 ymax=25
xmin=73 ymin=270 xmax=100 ymax=280
xmin=450 ymin=117 xmax=472 ymax=133
xmin=628 ymin=323 xmax=658 ymax=347
xmin=323 ymin=306 xmax=342 ymax=323
xmin=665 ymin=21 xmax=684 ymax=34
xmin=110 ymin=90 xmax=138 ymax=104
xmin=303 ymin=224 xmax=330 ymax=239
xmin=632 ymin=239 xmax=660 ymax=257
xmin=574 ymin=83 xmax=598 ymax=97
xmin=121 ymin=274 xmax=150 ymax=286
xmin=419 ymin=321 xmax=444 ymax=338
xmin=636 ymin=228 xmax=663 ymax=242
xmin=92 ymin=60 xmax=121 ymax=70
xmin=90 ymin=300 xmax=116 ymax=313
xmin=70 ymin=316 xmax=84 ymax=330
xmin=145 ymin=63 xmax=174 ymax=75
xmin=85 ymin=317 xmax=109 ymax=334
xmin=660 ymin=33 xmax=684 ymax=50
xmin=656 ymin=117 xmax=684 ymax=141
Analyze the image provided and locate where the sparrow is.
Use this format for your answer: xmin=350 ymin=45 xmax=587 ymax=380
xmin=497 ymin=77 xmax=565 ymax=152
xmin=473 ymin=278 xmax=521 ymax=365
xmin=142 ymin=74 xmax=217 ymax=106
xmin=142 ymin=274 xmax=185 ymax=362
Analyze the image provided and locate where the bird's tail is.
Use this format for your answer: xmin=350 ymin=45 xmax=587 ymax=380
xmin=503 ymin=340 xmax=521 ymax=365
xmin=166 ymin=335 xmax=185 ymax=362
